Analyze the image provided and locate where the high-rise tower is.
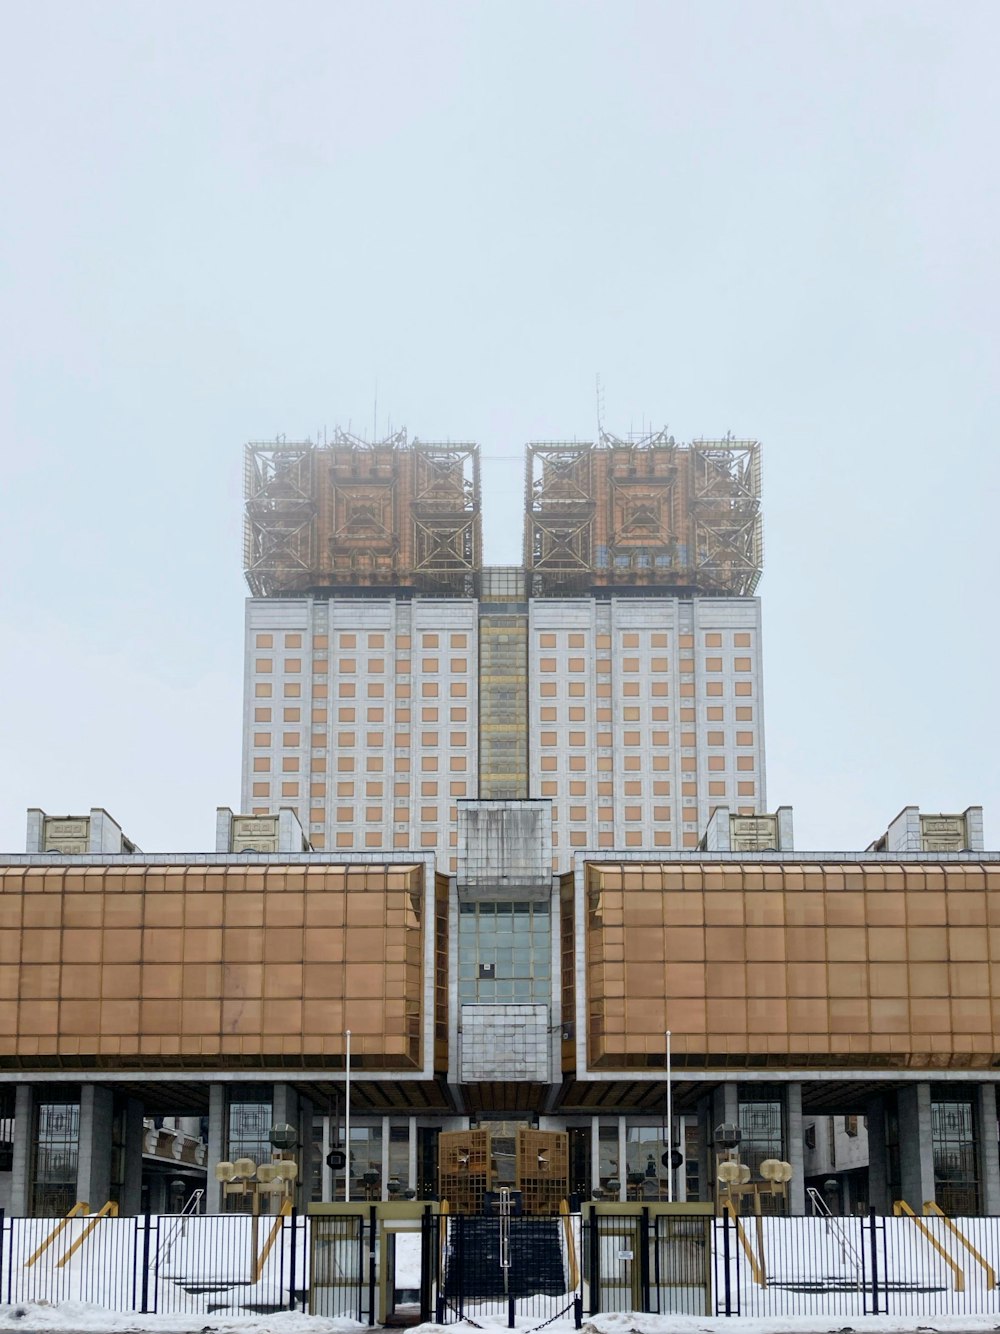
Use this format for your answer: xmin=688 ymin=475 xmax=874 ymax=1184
xmin=241 ymin=426 xmax=765 ymax=869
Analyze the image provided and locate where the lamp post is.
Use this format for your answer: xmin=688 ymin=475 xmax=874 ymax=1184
xmin=665 ymin=1030 xmax=673 ymax=1202
xmin=344 ymin=1029 xmax=352 ymax=1202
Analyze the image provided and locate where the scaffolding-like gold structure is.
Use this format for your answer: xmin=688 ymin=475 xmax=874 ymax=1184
xmin=244 ymin=430 xmax=481 ymax=596
xmin=523 ymin=429 xmax=762 ymax=597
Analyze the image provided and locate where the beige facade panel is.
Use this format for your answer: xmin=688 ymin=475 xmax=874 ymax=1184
xmin=0 ymin=864 xmax=431 ymax=1071
xmin=581 ymin=861 xmax=1000 ymax=1071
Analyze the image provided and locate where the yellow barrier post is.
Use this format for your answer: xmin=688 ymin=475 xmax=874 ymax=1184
xmin=560 ymin=1199 xmax=579 ymax=1292
xmin=252 ymin=1196 xmax=293 ymax=1284
xmin=24 ymin=1203 xmax=89 ymax=1269
xmin=56 ymin=1201 xmax=119 ymax=1268
xmin=894 ymin=1200 xmax=965 ymax=1292
xmin=723 ymin=1199 xmax=766 ymax=1287
xmin=923 ymin=1202 xmax=996 ymax=1289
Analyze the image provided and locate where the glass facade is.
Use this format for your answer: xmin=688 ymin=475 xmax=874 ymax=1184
xmin=625 ymin=1125 xmax=669 ymax=1199
xmin=349 ymin=1124 xmax=383 ymax=1199
xmin=457 ymin=900 xmax=550 ymax=1003
xmin=227 ymin=1093 xmax=272 ymax=1165
xmin=31 ymin=1101 xmax=80 ymax=1217
xmin=739 ymin=1097 xmax=784 ymax=1178
xmin=932 ymin=1099 xmax=980 ymax=1215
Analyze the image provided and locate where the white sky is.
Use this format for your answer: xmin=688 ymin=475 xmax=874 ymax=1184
xmin=1 ymin=1 xmax=997 ymax=854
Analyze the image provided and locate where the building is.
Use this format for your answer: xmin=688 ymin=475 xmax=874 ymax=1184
xmin=0 ymin=422 xmax=997 ymax=1219
xmin=241 ymin=430 xmax=765 ymax=868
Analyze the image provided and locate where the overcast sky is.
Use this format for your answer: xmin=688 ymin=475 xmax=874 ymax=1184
xmin=1 ymin=0 xmax=997 ymax=854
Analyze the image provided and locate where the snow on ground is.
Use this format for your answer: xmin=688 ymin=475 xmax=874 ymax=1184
xmin=6 ymin=1310 xmax=1000 ymax=1334
xmin=0 ymin=1306 xmax=361 ymax=1333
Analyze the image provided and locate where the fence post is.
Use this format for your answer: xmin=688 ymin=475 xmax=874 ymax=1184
xmin=420 ymin=1205 xmax=433 ymax=1326
xmin=0 ymin=1210 xmax=5 ymax=1310
xmin=639 ymin=1208 xmax=650 ymax=1313
xmin=722 ymin=1208 xmax=733 ymax=1317
xmin=139 ymin=1211 xmax=152 ymax=1314
xmin=868 ymin=1206 xmax=880 ymax=1316
xmin=435 ymin=1213 xmax=444 ymax=1325
xmin=288 ymin=1207 xmax=298 ymax=1311
xmin=588 ymin=1213 xmax=600 ymax=1315
xmin=367 ymin=1205 xmax=377 ymax=1327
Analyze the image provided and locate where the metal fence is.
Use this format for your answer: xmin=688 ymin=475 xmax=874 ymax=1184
xmin=714 ymin=1208 xmax=1000 ymax=1321
xmin=0 ymin=1211 xmax=306 ymax=1316
xmin=4 ymin=1206 xmax=1000 ymax=1323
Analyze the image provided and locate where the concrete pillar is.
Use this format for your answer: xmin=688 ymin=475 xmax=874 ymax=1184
xmin=897 ymin=1082 xmax=935 ymax=1211
xmin=207 ymin=1083 xmax=227 ymax=1212
xmin=776 ymin=806 xmax=794 ymax=849
xmin=975 ymin=1083 xmax=1000 ymax=1214
xmin=696 ymin=1095 xmax=712 ymax=1203
xmin=786 ymin=1083 xmax=806 ymax=1213
xmin=865 ymin=1095 xmax=888 ymax=1214
xmin=710 ymin=1083 xmax=739 ymax=1206
xmin=25 ymin=810 xmax=44 ymax=853
xmin=272 ymin=1083 xmax=305 ymax=1209
xmin=272 ymin=1082 xmax=297 ymax=1133
xmin=77 ymin=1085 xmax=113 ymax=1209
xmin=298 ymin=1093 xmax=315 ymax=1208
xmin=10 ymin=1084 xmax=34 ymax=1215
xmin=120 ymin=1097 xmax=144 ymax=1216
xmin=215 ymin=807 xmax=234 ymax=852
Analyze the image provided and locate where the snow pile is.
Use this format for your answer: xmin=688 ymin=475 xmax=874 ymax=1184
xmin=0 ymin=1304 xmax=361 ymax=1334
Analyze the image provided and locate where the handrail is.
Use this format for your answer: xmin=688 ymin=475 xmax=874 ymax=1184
xmin=923 ymin=1202 xmax=996 ymax=1288
xmin=894 ymin=1200 xmax=965 ymax=1292
xmin=722 ymin=1198 xmax=766 ymax=1288
xmin=155 ymin=1188 xmax=206 ymax=1273
xmin=806 ymin=1186 xmax=864 ymax=1275
xmin=56 ymin=1201 xmax=119 ymax=1268
xmin=24 ymin=1202 xmax=89 ymax=1268
xmin=806 ymin=1185 xmax=831 ymax=1217
xmin=251 ymin=1197 xmax=293 ymax=1283
xmin=560 ymin=1199 xmax=579 ymax=1292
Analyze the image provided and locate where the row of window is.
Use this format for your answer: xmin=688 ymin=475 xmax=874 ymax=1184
xmin=253 ymin=706 xmax=468 ymax=724
xmin=537 ymin=656 xmax=754 ymax=673
xmin=255 ymin=632 xmax=469 ymax=650
xmin=255 ymin=657 xmax=472 ymax=675
xmin=536 ymin=630 xmax=754 ymax=649
xmin=254 ymin=681 xmax=473 ymax=698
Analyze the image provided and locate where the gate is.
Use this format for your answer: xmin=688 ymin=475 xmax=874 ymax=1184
xmin=430 ymin=1207 xmax=583 ymax=1328
xmin=584 ymin=1203 xmax=714 ymax=1316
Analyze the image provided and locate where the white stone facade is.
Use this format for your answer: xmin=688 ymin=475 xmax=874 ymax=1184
xmin=242 ymin=594 xmax=766 ymax=869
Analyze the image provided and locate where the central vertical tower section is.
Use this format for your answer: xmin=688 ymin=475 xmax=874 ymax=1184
xmin=477 ymin=568 xmax=529 ymax=799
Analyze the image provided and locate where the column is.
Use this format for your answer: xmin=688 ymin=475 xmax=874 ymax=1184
xmin=297 ymin=1093 xmax=315 ymax=1208
xmin=865 ymin=1095 xmax=888 ymax=1214
xmin=696 ymin=1094 xmax=712 ymax=1204
xmin=711 ymin=1083 xmax=739 ymax=1207
xmin=9 ymin=1084 xmax=34 ymax=1216
xmin=785 ymin=1083 xmax=805 ymax=1213
xmin=77 ymin=1084 xmax=114 ymax=1209
xmin=206 ymin=1083 xmax=227 ymax=1212
xmin=975 ymin=1083 xmax=1000 ymax=1215
xmin=120 ymin=1097 xmax=145 ymax=1216
xmin=272 ymin=1083 xmax=302 ymax=1209
xmin=897 ymin=1082 xmax=935 ymax=1210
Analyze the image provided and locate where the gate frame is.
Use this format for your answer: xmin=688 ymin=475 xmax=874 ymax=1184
xmin=308 ymin=1199 xmax=441 ymax=1324
xmin=584 ymin=1200 xmax=714 ymax=1316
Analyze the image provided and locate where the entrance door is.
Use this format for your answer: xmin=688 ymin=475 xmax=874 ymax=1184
xmin=568 ymin=1127 xmax=590 ymax=1200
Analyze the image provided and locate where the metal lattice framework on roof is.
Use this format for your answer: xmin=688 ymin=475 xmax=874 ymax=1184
xmin=244 ymin=434 xmax=481 ymax=596
xmin=524 ymin=430 xmax=762 ymax=597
